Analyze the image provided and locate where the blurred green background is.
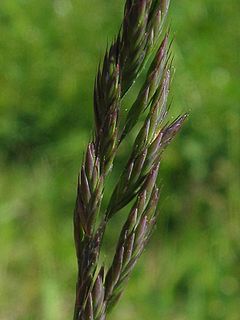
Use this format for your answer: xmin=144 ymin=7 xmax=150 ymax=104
xmin=0 ymin=0 xmax=239 ymax=319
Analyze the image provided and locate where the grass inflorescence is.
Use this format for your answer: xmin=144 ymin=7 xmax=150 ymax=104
xmin=73 ymin=1 xmax=188 ymax=319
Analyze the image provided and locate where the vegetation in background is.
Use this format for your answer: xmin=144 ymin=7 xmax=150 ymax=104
xmin=0 ymin=1 xmax=239 ymax=319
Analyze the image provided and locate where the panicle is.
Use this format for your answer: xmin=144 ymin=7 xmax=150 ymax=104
xmin=121 ymin=33 xmax=169 ymax=140
xmin=73 ymin=1 xmax=188 ymax=319
xmin=94 ymin=40 xmax=121 ymax=175
xmin=104 ymin=167 xmax=160 ymax=310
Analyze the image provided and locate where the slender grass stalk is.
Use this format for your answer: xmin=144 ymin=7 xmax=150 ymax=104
xmin=73 ymin=1 xmax=188 ymax=319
